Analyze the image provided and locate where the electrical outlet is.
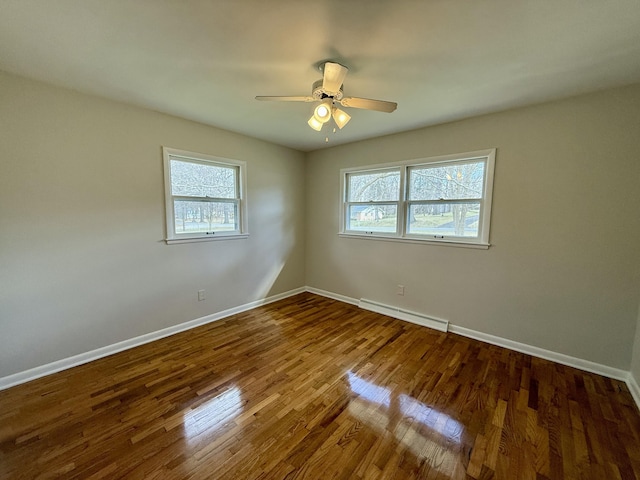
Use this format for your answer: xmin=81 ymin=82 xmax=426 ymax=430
xmin=198 ymin=289 xmax=205 ymax=301
xmin=396 ymin=285 xmax=405 ymax=296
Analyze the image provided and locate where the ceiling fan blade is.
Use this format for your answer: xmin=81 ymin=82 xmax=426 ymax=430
xmin=339 ymin=96 xmax=397 ymax=113
xmin=255 ymin=96 xmax=315 ymax=102
xmin=322 ymin=62 xmax=348 ymax=95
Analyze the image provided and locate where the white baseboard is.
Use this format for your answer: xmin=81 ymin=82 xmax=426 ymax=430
xmin=628 ymin=373 xmax=640 ymax=410
xmin=358 ymin=298 xmax=448 ymax=332
xmin=0 ymin=287 xmax=306 ymax=391
xmin=3 ymin=285 xmax=639 ymax=413
xmin=305 ymin=286 xmax=359 ymax=305
xmin=448 ymin=325 xmax=628 ymax=381
xmin=305 ymin=287 xmax=638 ymax=410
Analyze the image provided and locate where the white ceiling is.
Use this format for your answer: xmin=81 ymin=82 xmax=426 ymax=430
xmin=1 ymin=1 xmax=640 ymax=152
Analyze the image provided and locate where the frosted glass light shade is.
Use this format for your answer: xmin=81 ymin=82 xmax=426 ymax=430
xmin=332 ymin=107 xmax=351 ymax=129
xmin=313 ymin=100 xmax=332 ymax=123
xmin=308 ymin=115 xmax=323 ymax=131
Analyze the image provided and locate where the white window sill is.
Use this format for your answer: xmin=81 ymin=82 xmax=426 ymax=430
xmin=165 ymin=234 xmax=249 ymax=245
xmin=338 ymin=232 xmax=490 ymax=249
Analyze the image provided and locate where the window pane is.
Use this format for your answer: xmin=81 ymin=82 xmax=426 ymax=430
xmin=409 ymin=161 xmax=484 ymax=201
xmin=347 ymin=204 xmax=397 ymax=233
xmin=170 ymin=159 xmax=237 ymax=198
xmin=348 ymin=170 xmax=400 ymax=202
xmin=173 ymin=200 xmax=238 ymax=234
xmin=407 ymin=202 xmax=480 ymax=237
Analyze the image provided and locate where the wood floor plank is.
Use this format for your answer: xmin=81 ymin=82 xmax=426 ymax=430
xmin=1 ymin=292 xmax=639 ymax=479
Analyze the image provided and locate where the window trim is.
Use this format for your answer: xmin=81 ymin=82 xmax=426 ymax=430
xmin=344 ymin=166 xmax=403 ymax=237
xmin=162 ymin=147 xmax=248 ymax=244
xmin=339 ymin=149 xmax=495 ymax=248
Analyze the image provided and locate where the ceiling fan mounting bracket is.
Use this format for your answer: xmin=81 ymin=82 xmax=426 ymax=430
xmin=318 ymin=60 xmax=346 ymax=72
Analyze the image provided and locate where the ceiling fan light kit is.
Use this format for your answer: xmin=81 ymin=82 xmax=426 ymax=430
xmin=307 ymin=115 xmax=323 ymax=131
xmin=256 ymin=61 xmax=397 ymax=133
xmin=332 ymin=107 xmax=351 ymax=129
xmin=313 ymin=99 xmax=333 ymax=123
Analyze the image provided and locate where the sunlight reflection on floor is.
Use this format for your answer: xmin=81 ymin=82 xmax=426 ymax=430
xmin=183 ymin=386 xmax=243 ymax=444
xmin=347 ymin=371 xmax=464 ymax=473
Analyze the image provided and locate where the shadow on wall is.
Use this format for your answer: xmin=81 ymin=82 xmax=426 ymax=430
xmin=259 ymin=186 xmax=298 ymax=300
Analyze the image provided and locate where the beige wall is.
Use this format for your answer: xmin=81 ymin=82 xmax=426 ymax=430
xmin=2 ymin=69 xmax=640 ymax=380
xmin=0 ymin=71 xmax=306 ymax=377
xmin=632 ymin=303 xmax=640 ymax=382
xmin=305 ymin=84 xmax=640 ymax=370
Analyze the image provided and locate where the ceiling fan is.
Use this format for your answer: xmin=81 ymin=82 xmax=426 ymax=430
xmin=255 ymin=61 xmax=397 ymax=132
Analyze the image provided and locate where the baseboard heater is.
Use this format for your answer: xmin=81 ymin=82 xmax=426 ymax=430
xmin=358 ymin=298 xmax=449 ymax=332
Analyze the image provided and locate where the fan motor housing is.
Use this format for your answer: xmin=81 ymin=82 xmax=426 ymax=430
xmin=311 ymin=79 xmax=344 ymax=101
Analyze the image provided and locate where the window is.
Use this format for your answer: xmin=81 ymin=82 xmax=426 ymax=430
xmin=341 ymin=149 xmax=495 ymax=248
xmin=346 ymin=168 xmax=401 ymax=235
xmin=163 ymin=147 xmax=248 ymax=243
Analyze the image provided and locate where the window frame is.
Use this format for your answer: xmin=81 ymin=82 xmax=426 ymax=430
xmin=162 ymin=147 xmax=248 ymax=244
xmin=339 ymin=149 xmax=496 ymax=248
xmin=344 ymin=166 xmax=403 ymax=237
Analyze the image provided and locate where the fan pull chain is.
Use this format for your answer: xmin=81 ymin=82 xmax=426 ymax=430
xmin=324 ymin=126 xmax=338 ymax=143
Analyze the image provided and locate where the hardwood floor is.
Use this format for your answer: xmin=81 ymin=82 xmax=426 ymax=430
xmin=1 ymin=293 xmax=639 ymax=479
